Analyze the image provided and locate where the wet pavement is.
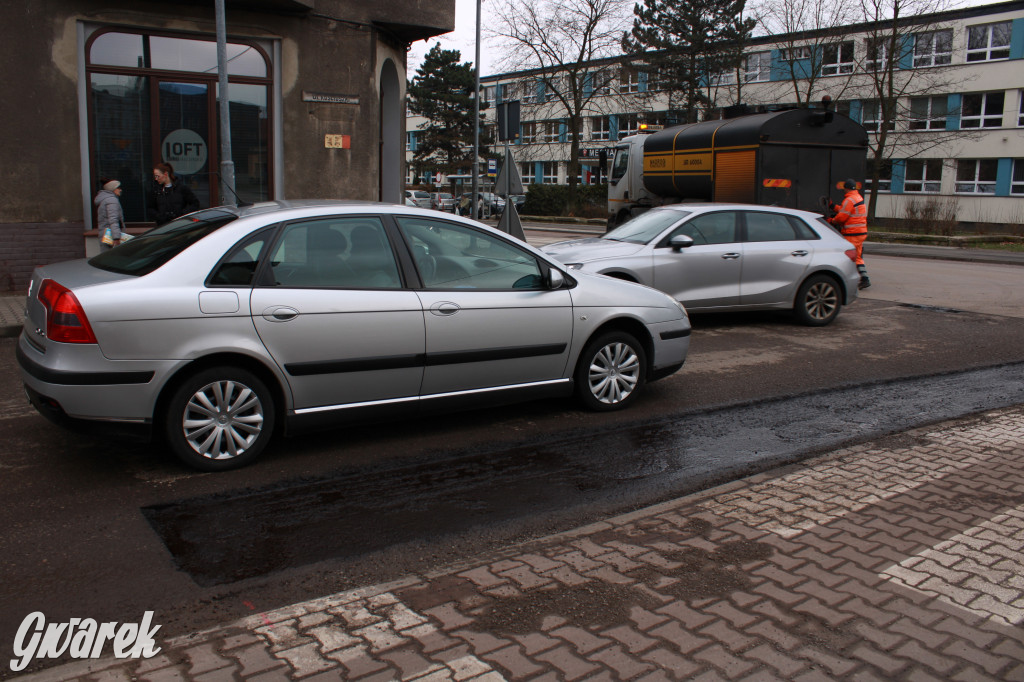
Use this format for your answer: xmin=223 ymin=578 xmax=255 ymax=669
xmin=15 ymin=404 xmax=1024 ymax=681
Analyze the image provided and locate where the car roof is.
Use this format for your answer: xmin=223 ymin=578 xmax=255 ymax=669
xmin=650 ymin=203 xmax=825 ymax=221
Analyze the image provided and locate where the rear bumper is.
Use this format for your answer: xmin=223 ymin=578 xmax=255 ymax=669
xmin=16 ymin=333 xmax=173 ymax=422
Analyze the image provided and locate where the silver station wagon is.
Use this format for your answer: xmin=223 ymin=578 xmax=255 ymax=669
xmin=542 ymin=204 xmax=861 ymax=326
xmin=17 ymin=201 xmax=691 ymax=470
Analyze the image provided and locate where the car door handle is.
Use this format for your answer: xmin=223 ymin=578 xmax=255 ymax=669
xmin=429 ymin=301 xmax=461 ymax=316
xmin=262 ymin=306 xmax=299 ymax=322
xmin=721 ymin=253 xmax=741 ymax=260
xmin=791 ymin=250 xmax=809 ymax=257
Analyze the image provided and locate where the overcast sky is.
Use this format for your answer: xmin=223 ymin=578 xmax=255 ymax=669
xmin=406 ymin=0 xmax=1006 ymax=80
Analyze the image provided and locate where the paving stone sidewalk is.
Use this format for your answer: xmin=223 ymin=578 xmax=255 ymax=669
xmin=0 ymin=295 xmax=24 ymax=338
xmin=14 ymin=405 xmax=1024 ymax=681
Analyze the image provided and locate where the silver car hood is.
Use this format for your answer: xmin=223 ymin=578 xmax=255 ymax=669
xmin=542 ymin=238 xmax=646 ymax=263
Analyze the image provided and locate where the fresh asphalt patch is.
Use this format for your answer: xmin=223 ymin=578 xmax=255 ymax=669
xmin=143 ymin=362 xmax=1024 ymax=587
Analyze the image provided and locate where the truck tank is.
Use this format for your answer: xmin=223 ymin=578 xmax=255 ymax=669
xmin=641 ymin=108 xmax=868 ymax=212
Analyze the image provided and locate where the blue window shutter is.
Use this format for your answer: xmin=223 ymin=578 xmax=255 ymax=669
xmin=559 ymin=120 xmax=567 ymax=143
xmin=639 ymin=71 xmax=647 ymax=92
xmin=996 ymin=158 xmax=1013 ymax=196
xmin=946 ymin=94 xmax=961 ymax=130
xmin=1011 ymin=19 xmax=1024 ymax=59
xmin=533 ymin=162 xmax=542 ymax=184
xmin=610 ymin=114 xmax=619 ymax=140
xmin=849 ymin=100 xmax=863 ymax=123
xmin=496 ymin=83 xmax=503 ymax=104
xmin=898 ymin=36 xmax=914 ymax=70
xmin=584 ymin=73 xmax=593 ymax=96
xmin=891 ymin=159 xmax=906 ymax=194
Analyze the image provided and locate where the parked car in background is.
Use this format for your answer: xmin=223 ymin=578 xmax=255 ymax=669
xmin=510 ymin=195 xmax=526 ymax=211
xmin=18 ymin=201 xmax=691 ymax=471
xmin=430 ymin=192 xmax=455 ymax=212
xmin=542 ymin=204 xmax=860 ymax=326
xmin=404 ymin=189 xmax=431 ymax=208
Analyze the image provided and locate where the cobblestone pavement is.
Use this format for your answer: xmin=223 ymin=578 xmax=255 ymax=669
xmin=0 ymin=295 xmax=23 ymax=337
xmin=14 ymin=405 xmax=1024 ymax=681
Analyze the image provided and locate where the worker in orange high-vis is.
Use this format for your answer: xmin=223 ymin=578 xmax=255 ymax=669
xmin=829 ymin=178 xmax=871 ymax=289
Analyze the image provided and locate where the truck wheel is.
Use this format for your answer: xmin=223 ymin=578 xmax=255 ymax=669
xmin=575 ymin=331 xmax=647 ymax=411
xmin=794 ymin=274 xmax=842 ymax=326
xmin=163 ymin=366 xmax=276 ymax=471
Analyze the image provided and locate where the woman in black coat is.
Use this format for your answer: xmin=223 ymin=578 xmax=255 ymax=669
xmin=148 ymin=162 xmax=200 ymax=225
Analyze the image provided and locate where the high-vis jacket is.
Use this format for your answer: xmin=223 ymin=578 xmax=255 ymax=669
xmin=830 ymin=190 xmax=868 ymax=237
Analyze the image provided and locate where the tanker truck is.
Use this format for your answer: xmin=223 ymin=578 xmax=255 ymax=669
xmin=607 ymin=105 xmax=869 ymax=228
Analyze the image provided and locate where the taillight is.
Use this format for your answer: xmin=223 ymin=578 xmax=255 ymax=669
xmin=37 ymin=279 xmax=97 ymax=344
xmin=844 ymin=249 xmax=858 ymax=263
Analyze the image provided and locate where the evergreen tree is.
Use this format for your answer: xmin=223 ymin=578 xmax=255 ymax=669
xmin=623 ymin=0 xmax=755 ymax=123
xmin=407 ymin=44 xmax=488 ymax=177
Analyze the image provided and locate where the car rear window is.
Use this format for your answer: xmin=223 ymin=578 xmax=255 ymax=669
xmin=89 ymin=210 xmax=239 ymax=276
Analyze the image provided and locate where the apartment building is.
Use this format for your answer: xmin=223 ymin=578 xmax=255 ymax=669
xmin=407 ymin=0 xmax=1024 ymax=226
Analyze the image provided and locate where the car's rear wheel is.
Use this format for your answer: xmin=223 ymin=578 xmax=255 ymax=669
xmin=576 ymin=331 xmax=647 ymax=411
xmin=164 ymin=367 xmax=275 ymax=471
xmin=794 ymin=274 xmax=842 ymax=326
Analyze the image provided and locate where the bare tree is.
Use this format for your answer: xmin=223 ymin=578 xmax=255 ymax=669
xmin=490 ymin=0 xmax=639 ymax=211
xmin=851 ymin=0 xmax=975 ymax=220
xmin=756 ymin=0 xmax=859 ymax=108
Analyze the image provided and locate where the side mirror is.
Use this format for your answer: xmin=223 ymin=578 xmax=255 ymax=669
xmin=547 ymin=268 xmax=565 ymax=290
xmin=670 ymin=234 xmax=694 ymax=252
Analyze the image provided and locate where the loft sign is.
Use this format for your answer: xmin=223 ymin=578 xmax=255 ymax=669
xmin=161 ymin=129 xmax=207 ymax=175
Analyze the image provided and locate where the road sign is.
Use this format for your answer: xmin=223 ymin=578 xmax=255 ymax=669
xmin=487 ymin=159 xmax=497 ymax=178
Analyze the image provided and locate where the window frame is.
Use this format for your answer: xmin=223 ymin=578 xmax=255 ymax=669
xmin=913 ymin=30 xmax=953 ymax=68
xmin=960 ymin=92 xmax=1005 ymax=129
xmin=966 ymin=22 xmax=1011 ymax=62
xmin=904 ymin=159 xmax=943 ymax=193
xmin=590 ymin=116 xmax=611 ymax=142
xmin=955 ymin=159 xmax=998 ymax=195
xmin=744 ymin=51 xmax=771 ymax=82
xmin=1012 ymin=159 xmax=1024 ymax=196
xmin=909 ymin=96 xmax=948 ymax=131
xmin=821 ymin=41 xmax=855 ymax=76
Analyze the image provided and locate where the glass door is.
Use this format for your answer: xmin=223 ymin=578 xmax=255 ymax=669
xmin=157 ymin=80 xmax=213 ymax=210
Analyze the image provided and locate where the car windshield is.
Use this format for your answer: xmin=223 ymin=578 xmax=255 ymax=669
xmin=89 ymin=210 xmax=239 ymax=276
xmin=604 ymin=210 xmax=691 ymax=244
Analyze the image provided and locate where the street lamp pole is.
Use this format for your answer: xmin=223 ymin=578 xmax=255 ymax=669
xmin=215 ymin=0 xmax=236 ymax=206
xmin=471 ymin=0 xmax=481 ymax=216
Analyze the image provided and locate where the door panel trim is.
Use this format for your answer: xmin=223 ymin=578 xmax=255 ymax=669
xmin=293 ymin=378 xmax=572 ymax=415
xmin=283 ymin=343 xmax=568 ymax=377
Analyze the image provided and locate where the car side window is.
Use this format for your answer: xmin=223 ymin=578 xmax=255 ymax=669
xmin=745 ymin=212 xmax=800 ymax=242
xmin=268 ymin=217 xmax=402 ymax=289
xmin=665 ymin=212 xmax=737 ymax=246
xmin=208 ymin=229 xmax=272 ymax=287
xmin=396 ymin=218 xmax=544 ymax=290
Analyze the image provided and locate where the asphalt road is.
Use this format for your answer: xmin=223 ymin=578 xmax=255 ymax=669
xmin=2 ymin=245 xmax=1024 ymax=672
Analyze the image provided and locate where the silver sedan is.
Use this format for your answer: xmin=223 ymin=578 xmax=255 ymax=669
xmin=542 ymin=204 xmax=861 ymax=326
xmin=17 ymin=201 xmax=690 ymax=470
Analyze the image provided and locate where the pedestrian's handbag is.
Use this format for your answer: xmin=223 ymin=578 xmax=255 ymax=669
xmin=119 ymin=232 xmax=133 ymax=243
xmin=101 ymin=227 xmax=115 ymax=246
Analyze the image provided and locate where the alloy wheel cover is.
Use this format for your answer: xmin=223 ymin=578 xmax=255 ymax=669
xmin=588 ymin=342 xmax=640 ymax=404
xmin=182 ymin=380 xmax=265 ymax=460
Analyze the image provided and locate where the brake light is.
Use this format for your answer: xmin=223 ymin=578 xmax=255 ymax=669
xmin=844 ymin=249 xmax=858 ymax=263
xmin=37 ymin=279 xmax=97 ymax=344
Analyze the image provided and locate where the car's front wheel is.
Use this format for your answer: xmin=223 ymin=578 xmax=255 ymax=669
xmin=794 ymin=274 xmax=842 ymax=326
xmin=164 ymin=366 xmax=276 ymax=471
xmin=576 ymin=331 xmax=647 ymax=411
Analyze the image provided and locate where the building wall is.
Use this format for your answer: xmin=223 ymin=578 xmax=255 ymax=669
xmin=0 ymin=0 xmax=454 ymax=291
xmin=407 ymin=0 xmax=1024 ymax=228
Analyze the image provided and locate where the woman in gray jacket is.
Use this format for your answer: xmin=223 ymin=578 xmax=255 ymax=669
xmin=94 ymin=179 xmax=125 ymax=251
